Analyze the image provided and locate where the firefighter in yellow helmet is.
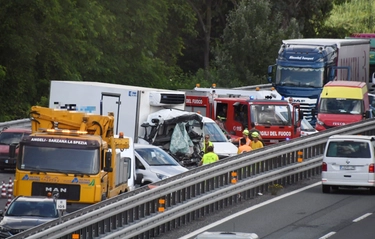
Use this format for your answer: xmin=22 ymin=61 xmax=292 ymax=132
xmin=240 ymin=129 xmax=251 ymax=146
xmin=250 ymin=132 xmax=264 ymax=150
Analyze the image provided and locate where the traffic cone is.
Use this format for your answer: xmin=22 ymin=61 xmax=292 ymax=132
xmin=7 ymin=181 xmax=12 ymax=195
xmin=4 ymin=193 xmax=12 ymax=211
xmin=8 ymin=177 xmax=12 ymax=187
xmin=1 ymin=182 xmax=6 ymax=198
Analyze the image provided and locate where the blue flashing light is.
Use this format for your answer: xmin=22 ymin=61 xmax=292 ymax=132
xmin=281 ymin=96 xmax=285 ymax=100
xmin=250 ymin=96 xmax=255 ymax=100
xmin=286 ymin=137 xmax=290 ymax=141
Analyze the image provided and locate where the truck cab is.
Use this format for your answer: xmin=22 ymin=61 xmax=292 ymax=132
xmin=315 ymin=81 xmax=372 ymax=131
xmin=214 ymin=97 xmax=301 ymax=145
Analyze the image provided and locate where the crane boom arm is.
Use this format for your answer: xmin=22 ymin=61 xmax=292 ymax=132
xmin=30 ymin=106 xmax=115 ymax=142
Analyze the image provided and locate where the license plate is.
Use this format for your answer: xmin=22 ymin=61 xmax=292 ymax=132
xmin=340 ymin=165 xmax=355 ymax=170
xmin=270 ymin=140 xmax=279 ymax=143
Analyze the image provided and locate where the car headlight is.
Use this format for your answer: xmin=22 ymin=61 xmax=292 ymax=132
xmin=156 ymin=173 xmax=168 ymax=180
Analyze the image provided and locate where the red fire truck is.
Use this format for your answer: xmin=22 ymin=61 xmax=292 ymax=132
xmin=185 ymin=87 xmax=302 ymax=145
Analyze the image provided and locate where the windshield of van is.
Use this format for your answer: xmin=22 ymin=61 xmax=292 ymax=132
xmin=319 ymin=98 xmax=363 ymax=114
xmin=276 ymin=66 xmax=324 ymax=88
xmin=203 ymin=122 xmax=228 ymax=142
xmin=326 ymin=141 xmax=371 ymax=158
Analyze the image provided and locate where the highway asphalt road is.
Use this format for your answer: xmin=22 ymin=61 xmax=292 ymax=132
xmin=159 ymin=175 xmax=375 ymax=239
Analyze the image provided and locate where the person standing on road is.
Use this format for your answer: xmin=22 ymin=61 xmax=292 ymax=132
xmin=202 ymin=135 xmax=214 ymax=154
xmin=199 ymin=146 xmax=219 ymax=165
xmin=240 ymin=129 xmax=251 ymax=146
xmin=237 ymin=137 xmax=252 ymax=154
xmin=250 ymin=132 xmax=264 ymax=150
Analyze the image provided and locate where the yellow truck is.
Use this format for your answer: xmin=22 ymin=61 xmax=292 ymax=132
xmin=13 ymin=106 xmax=139 ymax=207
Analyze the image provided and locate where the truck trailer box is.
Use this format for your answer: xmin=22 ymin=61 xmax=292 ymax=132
xmin=49 ymin=81 xmax=185 ymax=142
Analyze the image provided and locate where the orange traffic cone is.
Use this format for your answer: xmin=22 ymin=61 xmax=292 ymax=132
xmin=4 ymin=193 xmax=12 ymax=211
xmin=1 ymin=182 xmax=6 ymax=198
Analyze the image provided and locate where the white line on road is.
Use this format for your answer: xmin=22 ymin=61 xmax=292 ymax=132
xmin=319 ymin=231 xmax=336 ymax=239
xmin=353 ymin=213 xmax=372 ymax=222
xmin=179 ymin=182 xmax=321 ymax=239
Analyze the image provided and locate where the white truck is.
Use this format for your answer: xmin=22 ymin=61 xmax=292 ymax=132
xmin=49 ymin=81 xmax=237 ymax=166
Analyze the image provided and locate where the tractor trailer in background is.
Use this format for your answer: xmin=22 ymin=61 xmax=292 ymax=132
xmin=347 ymin=33 xmax=375 ymax=91
xmin=268 ymin=38 xmax=371 ymax=126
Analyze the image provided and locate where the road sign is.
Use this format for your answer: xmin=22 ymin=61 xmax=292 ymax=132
xmin=56 ymin=199 xmax=67 ymax=210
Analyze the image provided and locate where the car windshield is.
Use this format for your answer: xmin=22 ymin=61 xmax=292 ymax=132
xmin=136 ymin=147 xmax=180 ymax=166
xmin=203 ymin=122 xmax=228 ymax=142
xmin=276 ymin=66 xmax=324 ymax=88
xmin=6 ymin=200 xmax=58 ymax=218
xmin=301 ymin=118 xmax=315 ymax=130
xmin=0 ymin=132 xmax=29 ymax=145
xmin=19 ymin=145 xmax=100 ymax=174
xmin=319 ymin=98 xmax=363 ymax=114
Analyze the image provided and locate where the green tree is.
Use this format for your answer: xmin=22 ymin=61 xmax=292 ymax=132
xmin=214 ymin=0 xmax=301 ymax=86
xmin=325 ymin=0 xmax=375 ymax=34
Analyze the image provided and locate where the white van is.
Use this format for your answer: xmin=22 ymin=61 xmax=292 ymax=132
xmin=321 ymin=135 xmax=375 ymax=194
xmin=195 ymin=231 xmax=259 ymax=239
xmin=201 ymin=116 xmax=238 ymax=158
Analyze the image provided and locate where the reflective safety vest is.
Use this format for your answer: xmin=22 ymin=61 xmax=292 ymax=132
xmin=202 ymin=152 xmax=219 ymax=165
xmin=203 ymin=141 xmax=213 ymax=153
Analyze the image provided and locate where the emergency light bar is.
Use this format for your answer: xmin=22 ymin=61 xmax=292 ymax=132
xmin=43 ymin=128 xmax=88 ymax=135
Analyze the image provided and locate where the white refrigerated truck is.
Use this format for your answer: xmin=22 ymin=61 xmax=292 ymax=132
xmin=49 ymin=81 xmax=237 ymax=166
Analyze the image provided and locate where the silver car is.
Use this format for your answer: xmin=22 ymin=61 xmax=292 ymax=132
xmin=0 ymin=196 xmax=60 ymax=238
xmin=134 ymin=144 xmax=188 ymax=185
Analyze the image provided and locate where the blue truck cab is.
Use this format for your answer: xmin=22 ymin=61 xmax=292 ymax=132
xmin=268 ymin=38 xmax=370 ymax=126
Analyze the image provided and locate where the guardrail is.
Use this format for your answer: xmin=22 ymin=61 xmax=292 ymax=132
xmin=0 ymin=119 xmax=31 ymax=130
xmin=10 ymin=118 xmax=375 ymax=239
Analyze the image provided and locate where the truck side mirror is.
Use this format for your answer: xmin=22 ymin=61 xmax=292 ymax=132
xmin=365 ymin=110 xmax=372 ymax=119
xmin=135 ymin=173 xmax=143 ymax=185
xmin=104 ymin=151 xmax=113 ymax=172
xmin=9 ymin=143 xmax=17 ymax=159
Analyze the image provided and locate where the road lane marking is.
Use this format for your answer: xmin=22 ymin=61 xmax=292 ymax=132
xmin=353 ymin=213 xmax=372 ymax=222
xmin=319 ymin=232 xmax=336 ymax=239
xmin=179 ymin=182 xmax=321 ymax=239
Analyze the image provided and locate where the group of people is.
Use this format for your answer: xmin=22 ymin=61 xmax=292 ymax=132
xmin=199 ymin=129 xmax=264 ymax=166
xmin=237 ymin=129 xmax=264 ymax=154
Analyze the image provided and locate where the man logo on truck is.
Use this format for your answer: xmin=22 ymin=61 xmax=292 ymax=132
xmin=45 ymin=187 xmax=67 ymax=193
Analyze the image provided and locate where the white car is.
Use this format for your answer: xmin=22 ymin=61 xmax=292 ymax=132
xmin=195 ymin=231 xmax=259 ymax=239
xmin=134 ymin=144 xmax=188 ymax=185
xmin=300 ymin=118 xmax=318 ymax=136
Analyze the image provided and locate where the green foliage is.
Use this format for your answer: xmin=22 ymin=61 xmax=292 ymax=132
xmin=325 ymin=0 xmax=375 ymax=34
xmin=214 ymin=0 xmax=301 ymax=86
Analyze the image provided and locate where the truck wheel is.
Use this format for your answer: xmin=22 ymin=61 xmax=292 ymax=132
xmin=370 ymin=187 xmax=375 ymax=195
xmin=322 ymin=185 xmax=330 ymax=193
